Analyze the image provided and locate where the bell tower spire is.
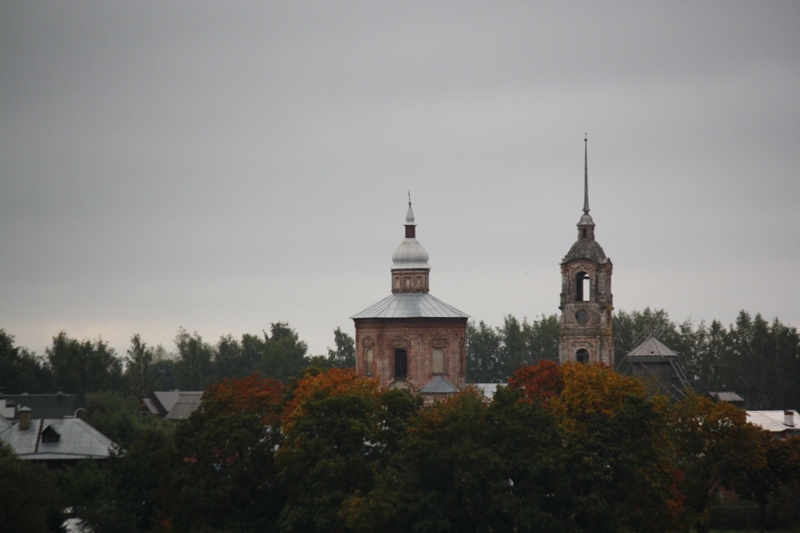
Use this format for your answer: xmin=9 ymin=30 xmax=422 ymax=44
xmin=558 ymin=137 xmax=614 ymax=365
xmin=583 ymin=134 xmax=590 ymax=215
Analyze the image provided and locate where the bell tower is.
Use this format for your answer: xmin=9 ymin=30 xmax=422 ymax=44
xmin=559 ymin=137 xmax=614 ymax=365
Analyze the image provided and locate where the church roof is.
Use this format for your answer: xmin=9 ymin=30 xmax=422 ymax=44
xmin=351 ymin=292 xmax=469 ymax=319
xmin=563 ymin=238 xmax=607 ymax=263
xmin=420 ymin=376 xmax=458 ymax=394
xmin=627 ymin=336 xmax=678 ymax=357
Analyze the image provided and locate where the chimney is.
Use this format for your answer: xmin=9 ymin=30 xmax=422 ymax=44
xmin=18 ymin=406 xmax=32 ymax=431
xmin=785 ymin=410 xmax=795 ymax=427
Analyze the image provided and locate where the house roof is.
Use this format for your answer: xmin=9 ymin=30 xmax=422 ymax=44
xmin=0 ymin=393 xmax=77 ymax=419
xmin=0 ymin=417 xmax=115 ymax=460
xmin=165 ymin=392 xmax=204 ymax=421
xmin=152 ymin=391 xmax=182 ymax=414
xmin=706 ymin=391 xmax=745 ymax=403
xmin=627 ymin=337 xmax=678 ymax=357
xmin=420 ymin=376 xmax=458 ymax=394
xmin=747 ymin=410 xmax=800 ymax=433
xmin=351 ymin=292 xmax=469 ymax=320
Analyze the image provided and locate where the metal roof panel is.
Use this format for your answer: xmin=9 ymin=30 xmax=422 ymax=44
xmin=351 ymin=293 xmax=469 ymax=319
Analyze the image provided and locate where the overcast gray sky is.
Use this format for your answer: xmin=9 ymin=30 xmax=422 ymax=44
xmin=1 ymin=1 xmax=798 ymax=359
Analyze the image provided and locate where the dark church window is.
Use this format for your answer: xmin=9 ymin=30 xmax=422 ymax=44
xmin=575 ymin=272 xmax=590 ymax=302
xmin=576 ymin=349 xmax=589 ymax=364
xmin=394 ymin=349 xmax=407 ymax=379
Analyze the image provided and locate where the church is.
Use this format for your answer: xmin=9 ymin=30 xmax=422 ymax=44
xmin=350 ymin=200 xmax=469 ymax=394
xmin=351 ymin=139 xmax=686 ymax=395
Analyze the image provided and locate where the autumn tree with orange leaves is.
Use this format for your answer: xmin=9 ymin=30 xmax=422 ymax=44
xmin=277 ymin=368 xmax=420 ymax=533
xmin=169 ymin=373 xmax=287 ymax=532
xmin=509 ymin=361 xmax=683 ymax=532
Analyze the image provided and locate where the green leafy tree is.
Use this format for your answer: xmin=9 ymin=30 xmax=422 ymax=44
xmin=124 ymin=333 xmax=154 ymax=398
xmin=734 ymin=435 xmax=800 ymax=533
xmin=259 ymin=322 xmax=309 ymax=381
xmin=466 ymin=320 xmax=503 ymax=382
xmin=173 ymin=328 xmax=214 ymax=390
xmin=326 ymin=327 xmax=355 ymax=368
xmin=170 ymin=374 xmax=285 ymax=532
xmin=47 ymin=331 xmax=123 ymax=395
xmin=0 ymin=442 xmax=63 ymax=532
xmin=213 ymin=333 xmax=247 ymax=379
xmin=671 ymin=393 xmax=766 ymax=533
xmin=538 ymin=362 xmax=681 ymax=532
xmin=468 ymin=315 xmax=560 ymax=383
xmin=276 ymin=368 xmax=384 ymax=532
xmin=0 ymin=329 xmax=50 ymax=393
xmin=345 ymin=388 xmax=568 ymax=533
xmin=84 ymin=391 xmax=164 ymax=449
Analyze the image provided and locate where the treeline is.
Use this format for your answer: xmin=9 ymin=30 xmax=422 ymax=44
xmin=6 ymin=365 xmax=800 ymax=533
xmin=466 ymin=309 xmax=800 ymax=410
xmin=0 ymin=323 xmax=355 ymax=397
xmin=2 ymin=307 xmax=798 ymax=410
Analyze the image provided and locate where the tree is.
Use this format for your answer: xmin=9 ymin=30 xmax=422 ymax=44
xmin=260 ymin=322 xmax=309 ymax=381
xmin=734 ymin=435 xmax=800 ymax=533
xmin=467 ymin=315 xmax=560 ymax=383
xmin=213 ymin=333 xmax=247 ymax=379
xmin=670 ymin=393 xmax=766 ymax=533
xmin=326 ymin=327 xmax=355 ymax=368
xmin=344 ymin=388 xmax=568 ymax=533
xmin=47 ymin=331 xmax=123 ymax=395
xmin=173 ymin=328 xmax=214 ymax=390
xmin=277 ymin=368 xmax=383 ymax=532
xmin=124 ymin=333 xmax=153 ymax=398
xmin=524 ymin=362 xmax=681 ymax=532
xmin=0 ymin=442 xmax=63 ymax=532
xmin=0 ymin=329 xmax=50 ymax=393
xmin=466 ymin=320 xmax=503 ymax=382
xmin=170 ymin=374 xmax=286 ymax=532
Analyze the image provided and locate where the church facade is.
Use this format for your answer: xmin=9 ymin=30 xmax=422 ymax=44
xmin=559 ymin=139 xmax=614 ymax=365
xmin=351 ymin=202 xmax=468 ymax=391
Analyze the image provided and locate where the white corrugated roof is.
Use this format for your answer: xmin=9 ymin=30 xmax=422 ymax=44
xmin=747 ymin=410 xmax=800 ymax=433
xmin=0 ymin=418 xmax=115 ymax=460
xmin=351 ymin=292 xmax=469 ymax=319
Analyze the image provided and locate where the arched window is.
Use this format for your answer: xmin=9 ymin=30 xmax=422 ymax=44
xmin=575 ymin=272 xmax=590 ymax=302
xmin=576 ymin=349 xmax=589 ymax=363
xmin=365 ymin=348 xmax=374 ymax=376
xmin=394 ymin=349 xmax=407 ymax=379
xmin=432 ymin=349 xmax=444 ymax=374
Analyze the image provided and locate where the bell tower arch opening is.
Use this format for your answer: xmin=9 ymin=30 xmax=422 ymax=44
xmin=575 ymin=271 xmax=590 ymax=302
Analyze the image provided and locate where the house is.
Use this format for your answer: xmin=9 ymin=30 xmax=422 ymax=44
xmin=0 ymin=405 xmax=115 ymax=464
xmin=142 ymin=390 xmax=204 ymax=420
xmin=747 ymin=410 xmax=800 ymax=439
